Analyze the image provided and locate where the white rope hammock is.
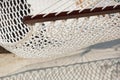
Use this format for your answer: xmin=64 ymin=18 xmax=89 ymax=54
xmin=0 ymin=0 xmax=120 ymax=58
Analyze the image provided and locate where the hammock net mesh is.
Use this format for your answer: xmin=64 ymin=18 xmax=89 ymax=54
xmin=0 ymin=0 xmax=120 ymax=58
xmin=0 ymin=0 xmax=120 ymax=79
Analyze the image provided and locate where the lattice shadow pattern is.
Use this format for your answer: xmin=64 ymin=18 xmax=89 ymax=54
xmin=0 ymin=57 xmax=120 ymax=80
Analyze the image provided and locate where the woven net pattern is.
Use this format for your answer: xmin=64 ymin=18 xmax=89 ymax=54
xmin=0 ymin=0 xmax=120 ymax=58
xmin=0 ymin=57 xmax=120 ymax=80
xmin=0 ymin=0 xmax=31 ymax=44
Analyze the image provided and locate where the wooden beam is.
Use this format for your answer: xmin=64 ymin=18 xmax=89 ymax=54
xmin=23 ymin=5 xmax=120 ymax=24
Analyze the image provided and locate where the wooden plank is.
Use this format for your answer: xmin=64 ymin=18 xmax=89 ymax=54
xmin=23 ymin=5 xmax=120 ymax=24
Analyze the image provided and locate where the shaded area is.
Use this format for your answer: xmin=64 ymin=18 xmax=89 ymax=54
xmin=0 ymin=46 xmax=10 ymax=53
xmin=81 ymin=39 xmax=120 ymax=56
xmin=89 ymin=39 xmax=120 ymax=49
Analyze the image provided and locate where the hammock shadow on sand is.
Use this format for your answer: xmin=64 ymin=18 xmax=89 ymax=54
xmin=81 ymin=39 xmax=120 ymax=56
